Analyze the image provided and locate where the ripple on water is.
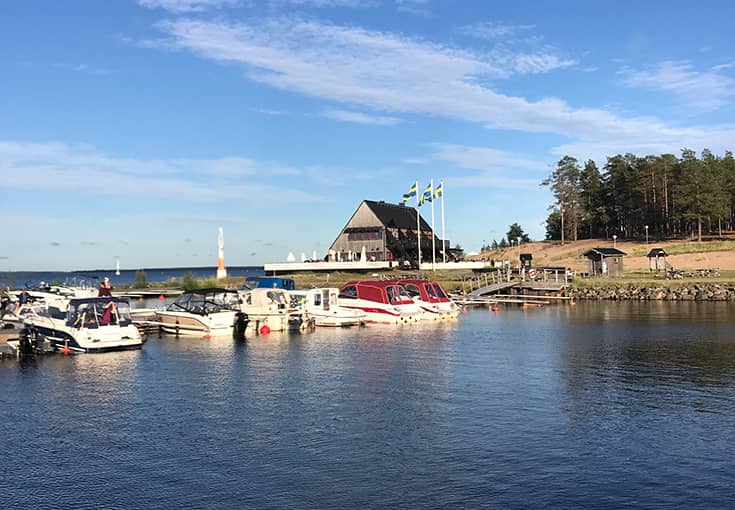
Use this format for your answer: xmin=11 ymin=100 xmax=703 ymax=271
xmin=1 ymin=302 xmax=735 ymax=509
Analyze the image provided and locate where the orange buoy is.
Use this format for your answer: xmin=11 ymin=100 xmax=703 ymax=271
xmin=260 ymin=324 xmax=271 ymax=335
xmin=569 ymin=299 xmax=576 ymax=306
xmin=158 ymin=294 xmax=165 ymax=301
xmin=491 ymin=305 xmax=499 ymax=312
xmin=203 ymin=334 xmax=211 ymax=340
xmin=60 ymin=346 xmax=72 ymax=355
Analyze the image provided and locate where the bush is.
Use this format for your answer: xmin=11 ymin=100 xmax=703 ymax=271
xmin=182 ymin=272 xmax=199 ymax=291
xmin=134 ymin=270 xmax=148 ymax=289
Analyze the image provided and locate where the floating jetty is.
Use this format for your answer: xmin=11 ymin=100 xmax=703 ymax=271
xmin=453 ymin=268 xmax=572 ymax=308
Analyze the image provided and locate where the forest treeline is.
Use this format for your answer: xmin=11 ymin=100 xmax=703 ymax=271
xmin=541 ymin=149 xmax=735 ymax=243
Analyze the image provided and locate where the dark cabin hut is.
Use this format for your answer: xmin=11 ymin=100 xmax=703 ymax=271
xmin=582 ymin=248 xmax=626 ymax=277
xmin=647 ymin=248 xmax=668 ymax=272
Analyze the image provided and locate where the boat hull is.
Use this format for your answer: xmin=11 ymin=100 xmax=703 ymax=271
xmin=338 ymin=300 xmax=421 ymax=325
xmin=155 ymin=310 xmax=237 ymax=336
xmin=27 ymin=323 xmax=143 ymax=353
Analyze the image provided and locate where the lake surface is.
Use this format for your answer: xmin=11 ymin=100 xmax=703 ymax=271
xmin=0 ymin=266 xmax=263 ymax=288
xmin=2 ymin=302 xmax=735 ymax=509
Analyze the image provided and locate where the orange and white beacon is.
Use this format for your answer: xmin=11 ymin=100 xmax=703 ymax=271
xmin=216 ymin=227 xmax=227 ymax=279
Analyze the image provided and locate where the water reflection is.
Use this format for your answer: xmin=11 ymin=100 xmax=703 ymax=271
xmin=2 ymin=303 xmax=735 ymax=509
xmin=557 ymin=302 xmax=735 ymax=420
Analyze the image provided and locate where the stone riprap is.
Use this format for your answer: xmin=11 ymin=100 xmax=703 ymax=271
xmin=570 ymin=284 xmax=735 ymax=301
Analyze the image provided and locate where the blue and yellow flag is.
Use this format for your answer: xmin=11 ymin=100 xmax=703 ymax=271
xmin=419 ymin=183 xmax=432 ymax=206
xmin=402 ymin=182 xmax=417 ymax=203
xmin=434 ymin=181 xmax=443 ymax=199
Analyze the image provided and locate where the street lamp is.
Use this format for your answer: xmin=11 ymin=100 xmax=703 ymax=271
xmin=612 ymin=234 xmax=617 ymax=248
xmin=517 ymin=236 xmax=521 ymax=267
xmin=645 ymin=225 xmax=649 ymax=246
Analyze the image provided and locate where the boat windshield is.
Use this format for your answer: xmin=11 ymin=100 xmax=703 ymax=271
xmin=403 ymin=284 xmax=421 ymax=298
xmin=167 ymin=291 xmax=240 ymax=315
xmin=432 ymin=283 xmax=447 ymax=299
xmin=396 ymin=286 xmax=413 ymax=303
xmin=66 ymin=300 xmax=133 ymax=328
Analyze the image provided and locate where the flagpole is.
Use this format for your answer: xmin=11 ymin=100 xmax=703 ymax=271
xmin=416 ymin=180 xmax=421 ymax=269
xmin=430 ymin=178 xmax=436 ymax=271
xmin=441 ymin=180 xmax=446 ymax=264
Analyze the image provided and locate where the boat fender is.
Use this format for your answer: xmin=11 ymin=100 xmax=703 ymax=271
xmin=260 ymin=324 xmax=271 ymax=335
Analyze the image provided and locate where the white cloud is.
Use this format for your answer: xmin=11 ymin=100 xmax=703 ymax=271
xmin=151 ymin=19 xmax=679 ymax=140
xmin=54 ymin=63 xmax=113 ymax=75
xmin=321 ymin=109 xmax=402 ymax=125
xmin=619 ymin=60 xmax=735 ymax=111
xmin=395 ymin=0 xmax=431 ymax=16
xmin=137 ymin=0 xmax=239 ymax=12
xmin=146 ymin=18 xmax=735 ymax=162
xmin=429 ymin=143 xmax=544 ymax=172
xmin=0 ymin=141 xmax=320 ymax=204
xmin=276 ymin=0 xmax=376 ymax=7
xmin=460 ymin=21 xmax=535 ymax=39
xmin=424 ymin=143 xmax=547 ymax=189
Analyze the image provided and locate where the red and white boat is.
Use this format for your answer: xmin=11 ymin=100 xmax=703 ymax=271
xmin=337 ymin=281 xmax=422 ymax=324
xmin=392 ymin=279 xmax=460 ymax=320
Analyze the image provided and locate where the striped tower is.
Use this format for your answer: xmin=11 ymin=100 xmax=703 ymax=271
xmin=216 ymin=227 xmax=227 ymax=279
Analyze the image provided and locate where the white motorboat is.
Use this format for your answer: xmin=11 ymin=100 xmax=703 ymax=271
xmin=23 ymin=296 xmax=143 ymax=352
xmin=393 ymin=279 xmax=460 ymax=320
xmin=291 ymin=288 xmax=366 ymax=327
xmin=337 ymin=280 xmax=422 ymax=324
xmin=240 ymin=288 xmax=309 ymax=332
xmin=155 ymin=288 xmax=243 ymax=337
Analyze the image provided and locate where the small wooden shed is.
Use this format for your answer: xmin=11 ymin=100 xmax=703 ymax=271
xmin=647 ymin=248 xmax=668 ymax=272
xmin=519 ymin=253 xmax=533 ymax=269
xmin=582 ymin=248 xmax=626 ymax=277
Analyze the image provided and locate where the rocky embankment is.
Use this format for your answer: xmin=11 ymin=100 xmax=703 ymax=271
xmin=570 ymin=284 xmax=735 ymax=301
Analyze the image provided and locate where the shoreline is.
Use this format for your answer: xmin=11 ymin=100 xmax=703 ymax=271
xmin=570 ymin=282 xmax=735 ymax=301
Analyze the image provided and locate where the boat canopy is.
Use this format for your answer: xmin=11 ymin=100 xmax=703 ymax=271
xmin=66 ymin=297 xmax=133 ymax=328
xmin=167 ymin=288 xmax=241 ymax=315
xmin=394 ymin=279 xmax=450 ymax=303
xmin=243 ymin=288 xmax=291 ymax=308
xmin=339 ymin=280 xmax=414 ymax=305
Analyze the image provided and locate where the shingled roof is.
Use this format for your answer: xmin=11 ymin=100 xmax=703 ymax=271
xmin=364 ymin=200 xmax=432 ymax=231
xmin=583 ymin=247 xmax=627 ymax=257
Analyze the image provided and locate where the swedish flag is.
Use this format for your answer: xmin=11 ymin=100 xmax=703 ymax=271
xmin=419 ymin=183 xmax=432 ymax=206
xmin=402 ymin=182 xmax=417 ymax=203
xmin=434 ymin=182 xmax=443 ymax=199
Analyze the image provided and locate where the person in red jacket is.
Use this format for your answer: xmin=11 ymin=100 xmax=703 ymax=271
xmin=98 ymin=277 xmax=112 ymax=297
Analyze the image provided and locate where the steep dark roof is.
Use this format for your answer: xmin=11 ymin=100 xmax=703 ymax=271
xmin=583 ymin=247 xmax=627 ymax=257
xmin=364 ymin=200 xmax=432 ymax=231
xmin=647 ymin=248 xmax=667 ymax=257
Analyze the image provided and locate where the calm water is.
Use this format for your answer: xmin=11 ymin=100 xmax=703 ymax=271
xmin=0 ymin=266 xmax=264 ymax=288
xmin=2 ymin=302 xmax=735 ymax=509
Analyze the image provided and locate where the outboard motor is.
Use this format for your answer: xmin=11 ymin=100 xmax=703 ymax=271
xmin=233 ymin=312 xmax=249 ymax=341
xmin=18 ymin=328 xmax=35 ymax=358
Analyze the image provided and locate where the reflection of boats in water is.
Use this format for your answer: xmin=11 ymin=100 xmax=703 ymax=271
xmin=392 ymin=279 xmax=460 ymax=320
xmin=240 ymin=288 xmax=309 ymax=332
xmin=155 ymin=288 xmax=243 ymax=337
xmin=337 ymin=281 xmax=422 ymax=324
xmin=22 ymin=297 xmax=143 ymax=352
xmin=290 ymin=288 xmax=366 ymax=327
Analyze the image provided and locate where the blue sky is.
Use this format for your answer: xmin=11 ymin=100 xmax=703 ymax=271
xmin=2 ymin=0 xmax=735 ymax=270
